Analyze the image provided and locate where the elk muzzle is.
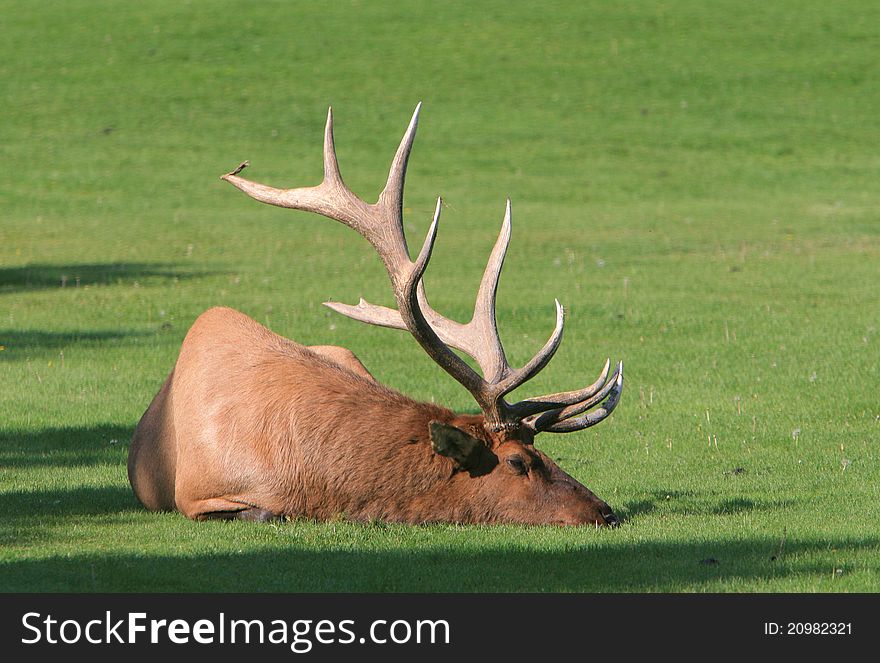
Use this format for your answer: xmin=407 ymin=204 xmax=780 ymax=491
xmin=549 ymin=479 xmax=620 ymax=527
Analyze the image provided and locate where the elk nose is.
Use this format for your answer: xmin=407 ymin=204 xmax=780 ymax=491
xmin=602 ymin=511 xmax=621 ymax=528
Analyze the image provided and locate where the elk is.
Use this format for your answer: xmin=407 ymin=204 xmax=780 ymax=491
xmin=128 ymin=104 xmax=624 ymax=526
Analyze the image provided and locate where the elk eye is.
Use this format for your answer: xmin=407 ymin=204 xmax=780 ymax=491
xmin=506 ymin=455 xmax=527 ymax=475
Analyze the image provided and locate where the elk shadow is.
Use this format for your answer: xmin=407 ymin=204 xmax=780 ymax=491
xmin=615 ymin=489 xmax=699 ymax=520
xmin=617 ymin=490 xmax=796 ymax=522
xmin=711 ymin=498 xmax=762 ymax=515
xmin=0 ymin=262 xmax=210 ymax=294
xmin=617 ymin=499 xmax=658 ymax=519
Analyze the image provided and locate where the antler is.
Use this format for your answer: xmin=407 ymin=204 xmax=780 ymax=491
xmin=222 ymin=104 xmax=623 ymax=434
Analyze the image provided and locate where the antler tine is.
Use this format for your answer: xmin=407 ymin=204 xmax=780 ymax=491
xmin=221 ymin=109 xmax=369 ymax=229
xmin=222 ymin=105 xmax=416 ymax=269
xmin=525 ymin=361 xmax=622 ymax=431
xmin=397 ymin=197 xmax=485 ymax=396
xmin=507 ymin=358 xmax=612 ymax=419
xmin=379 ymin=103 xmax=421 ymax=224
xmin=470 ymin=199 xmax=512 ymax=383
xmin=322 ymin=106 xmax=343 ymax=185
xmin=496 ymin=299 xmax=565 ymax=399
xmin=530 ymin=367 xmax=624 ymax=433
xmin=325 ymin=282 xmax=471 ymax=352
xmin=373 ymin=102 xmax=422 ymax=274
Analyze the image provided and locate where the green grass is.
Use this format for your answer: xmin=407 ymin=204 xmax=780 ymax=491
xmin=1 ymin=0 xmax=879 ymax=592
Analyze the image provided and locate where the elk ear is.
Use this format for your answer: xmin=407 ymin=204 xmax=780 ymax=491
xmin=429 ymin=421 xmax=484 ymax=470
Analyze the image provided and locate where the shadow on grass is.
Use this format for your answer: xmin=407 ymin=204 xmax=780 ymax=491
xmin=617 ymin=492 xmax=796 ymax=520
xmin=0 ymin=485 xmax=140 ymax=519
xmin=0 ymin=329 xmax=158 ymax=361
xmin=1 ymin=532 xmax=876 ymax=592
xmin=1 ymin=429 xmax=869 ymax=592
xmin=0 ymin=424 xmax=133 ymax=468
xmin=0 ymin=262 xmax=209 ymax=294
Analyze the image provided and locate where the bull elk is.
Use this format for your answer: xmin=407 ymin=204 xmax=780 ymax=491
xmin=128 ymin=104 xmax=624 ymax=526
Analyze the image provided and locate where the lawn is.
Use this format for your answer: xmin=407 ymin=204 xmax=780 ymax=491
xmin=1 ymin=0 xmax=878 ymax=592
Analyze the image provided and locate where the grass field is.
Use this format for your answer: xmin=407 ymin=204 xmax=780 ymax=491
xmin=1 ymin=0 xmax=878 ymax=592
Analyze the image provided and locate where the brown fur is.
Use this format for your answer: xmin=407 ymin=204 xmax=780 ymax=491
xmin=128 ymin=307 xmax=617 ymax=526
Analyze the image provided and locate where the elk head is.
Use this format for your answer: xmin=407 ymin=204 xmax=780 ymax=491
xmin=222 ymin=104 xmax=624 ymax=526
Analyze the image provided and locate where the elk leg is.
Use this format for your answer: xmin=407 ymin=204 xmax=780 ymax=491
xmin=181 ymin=497 xmax=281 ymax=522
xmin=236 ymin=507 xmax=282 ymax=522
